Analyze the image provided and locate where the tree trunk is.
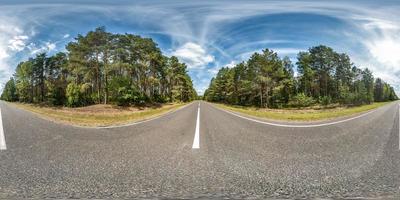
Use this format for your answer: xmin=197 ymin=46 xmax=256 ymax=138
xmin=260 ymin=87 xmax=263 ymax=108
xmin=30 ymin=79 xmax=34 ymax=103
xmin=97 ymin=70 xmax=101 ymax=104
xmin=265 ymin=86 xmax=269 ymax=108
xmin=104 ymin=72 xmax=108 ymax=104
xmin=104 ymin=51 xmax=108 ymax=104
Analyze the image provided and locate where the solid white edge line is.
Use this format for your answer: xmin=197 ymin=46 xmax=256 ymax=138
xmin=210 ymin=103 xmax=378 ymax=128
xmin=0 ymin=107 xmax=6 ymax=150
xmin=192 ymin=103 xmax=200 ymax=149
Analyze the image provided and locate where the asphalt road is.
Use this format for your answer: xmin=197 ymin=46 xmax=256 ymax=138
xmin=0 ymin=101 xmax=399 ymax=199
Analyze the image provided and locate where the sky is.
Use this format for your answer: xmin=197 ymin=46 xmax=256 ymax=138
xmin=0 ymin=0 xmax=400 ymax=95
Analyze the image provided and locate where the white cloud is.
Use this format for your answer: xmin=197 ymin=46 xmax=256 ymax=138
xmin=63 ymin=34 xmax=70 ymax=38
xmin=347 ymin=15 xmax=400 ymax=94
xmin=358 ymin=17 xmax=398 ymax=31
xmin=207 ymin=68 xmax=219 ymax=75
xmin=172 ymin=42 xmax=214 ymax=69
xmin=29 ymin=42 xmax=57 ymax=55
xmin=274 ymin=48 xmax=305 ymax=56
xmin=205 ymin=60 xmax=236 ymax=79
xmin=366 ymin=37 xmax=400 ymax=67
xmin=8 ymin=35 xmax=29 ymax=51
xmin=0 ymin=17 xmax=26 ymax=91
xmin=0 ymin=48 xmax=9 ymax=60
xmin=225 ymin=61 xmax=236 ymax=68
xmin=46 ymin=42 xmax=56 ymax=51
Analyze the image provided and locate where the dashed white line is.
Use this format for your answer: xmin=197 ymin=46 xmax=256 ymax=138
xmin=192 ymin=103 xmax=200 ymax=149
xmin=211 ymin=103 xmax=378 ymax=128
xmin=0 ymin=107 xmax=6 ymax=150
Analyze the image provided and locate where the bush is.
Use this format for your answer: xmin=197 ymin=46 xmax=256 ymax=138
xmin=66 ymin=83 xmax=80 ymax=107
xmin=115 ymin=86 xmax=143 ymax=106
xmin=108 ymin=77 xmax=145 ymax=106
xmin=46 ymin=81 xmax=66 ymax=106
xmin=319 ymin=96 xmax=332 ymax=106
xmin=65 ymin=83 xmax=93 ymax=107
xmin=288 ymin=93 xmax=315 ymax=108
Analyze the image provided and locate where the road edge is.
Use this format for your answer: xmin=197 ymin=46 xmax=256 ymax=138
xmin=207 ymin=101 xmax=395 ymax=128
xmin=4 ymin=101 xmax=194 ymax=129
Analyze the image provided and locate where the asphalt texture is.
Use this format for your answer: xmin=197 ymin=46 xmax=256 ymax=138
xmin=0 ymin=101 xmax=399 ymax=199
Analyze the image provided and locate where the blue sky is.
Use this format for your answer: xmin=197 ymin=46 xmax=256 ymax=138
xmin=1 ymin=0 xmax=400 ymax=95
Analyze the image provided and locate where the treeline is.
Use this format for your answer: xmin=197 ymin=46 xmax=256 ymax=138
xmin=1 ymin=27 xmax=197 ymax=106
xmin=204 ymin=45 xmax=397 ymax=108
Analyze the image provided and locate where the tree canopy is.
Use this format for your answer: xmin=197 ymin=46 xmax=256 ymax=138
xmin=1 ymin=27 xmax=197 ymax=106
xmin=204 ymin=45 xmax=398 ymax=108
xmin=2 ymin=34 xmax=397 ymax=109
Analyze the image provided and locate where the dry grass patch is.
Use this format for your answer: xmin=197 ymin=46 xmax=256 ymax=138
xmin=10 ymin=102 xmax=188 ymax=127
xmin=214 ymin=102 xmax=391 ymax=122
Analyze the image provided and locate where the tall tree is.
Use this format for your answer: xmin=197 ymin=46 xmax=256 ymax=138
xmin=3 ymin=27 xmax=197 ymax=106
xmin=204 ymin=45 xmax=397 ymax=107
xmin=1 ymin=78 xmax=18 ymax=101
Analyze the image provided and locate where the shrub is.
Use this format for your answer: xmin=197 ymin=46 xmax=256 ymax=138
xmin=319 ymin=96 xmax=332 ymax=106
xmin=46 ymin=81 xmax=66 ymax=106
xmin=288 ymin=93 xmax=315 ymax=108
xmin=108 ymin=77 xmax=144 ymax=106
xmin=66 ymin=83 xmax=83 ymax=107
xmin=116 ymin=86 xmax=143 ymax=106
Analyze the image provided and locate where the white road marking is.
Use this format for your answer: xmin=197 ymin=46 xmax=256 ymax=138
xmin=0 ymin=107 xmax=6 ymax=150
xmin=211 ymin=103 xmax=378 ymax=128
xmin=192 ymin=103 xmax=200 ymax=149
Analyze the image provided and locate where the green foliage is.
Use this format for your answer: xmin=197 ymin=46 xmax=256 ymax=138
xmin=66 ymin=83 xmax=83 ymax=107
xmin=108 ymin=76 xmax=144 ymax=106
xmin=14 ymin=61 xmax=34 ymax=102
xmin=374 ymin=78 xmax=398 ymax=102
xmin=204 ymin=45 xmax=397 ymax=108
xmin=45 ymin=80 xmax=65 ymax=106
xmin=1 ymin=78 xmax=18 ymax=102
xmin=64 ymin=83 xmax=93 ymax=107
xmin=4 ymin=31 xmax=397 ymax=109
xmin=288 ymin=93 xmax=315 ymax=108
xmin=204 ymin=49 xmax=294 ymax=108
xmin=338 ymin=85 xmax=352 ymax=104
xmin=5 ymin=27 xmax=196 ymax=107
xmin=319 ymin=96 xmax=332 ymax=106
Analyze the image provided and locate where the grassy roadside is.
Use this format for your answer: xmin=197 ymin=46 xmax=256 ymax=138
xmin=9 ymin=102 xmax=189 ymax=127
xmin=213 ymin=102 xmax=391 ymax=122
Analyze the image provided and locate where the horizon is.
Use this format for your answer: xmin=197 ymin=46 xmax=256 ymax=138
xmin=1 ymin=0 xmax=399 ymax=95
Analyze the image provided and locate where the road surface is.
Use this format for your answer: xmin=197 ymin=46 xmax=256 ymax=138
xmin=0 ymin=101 xmax=399 ymax=199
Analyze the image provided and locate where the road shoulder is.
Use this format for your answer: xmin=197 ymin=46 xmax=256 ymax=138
xmin=5 ymin=102 xmax=192 ymax=129
xmin=208 ymin=101 xmax=395 ymax=127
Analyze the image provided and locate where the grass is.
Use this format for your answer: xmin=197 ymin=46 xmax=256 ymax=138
xmin=214 ymin=102 xmax=391 ymax=122
xmin=9 ymin=102 xmax=188 ymax=127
